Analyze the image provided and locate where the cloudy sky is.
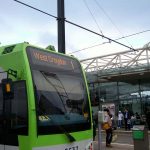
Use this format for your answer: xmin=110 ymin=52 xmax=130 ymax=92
xmin=0 ymin=0 xmax=150 ymax=60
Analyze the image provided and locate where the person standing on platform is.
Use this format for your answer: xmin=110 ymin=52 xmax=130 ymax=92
xmin=103 ymin=108 xmax=113 ymax=147
xmin=118 ymin=111 xmax=123 ymax=128
xmin=123 ymin=108 xmax=131 ymax=130
xmin=146 ymin=108 xmax=150 ymax=130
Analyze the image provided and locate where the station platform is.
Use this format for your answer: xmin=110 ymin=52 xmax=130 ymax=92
xmin=100 ymin=128 xmax=150 ymax=134
xmin=93 ymin=141 xmax=134 ymax=150
xmin=94 ymin=128 xmax=150 ymax=150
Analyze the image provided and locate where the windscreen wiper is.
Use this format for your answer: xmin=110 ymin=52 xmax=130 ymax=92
xmin=40 ymin=71 xmax=67 ymax=113
xmin=39 ymin=114 xmax=76 ymax=142
xmin=56 ymin=122 xmax=76 ymax=142
xmin=34 ymin=76 xmax=75 ymax=142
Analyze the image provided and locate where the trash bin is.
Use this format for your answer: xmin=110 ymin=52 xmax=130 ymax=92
xmin=132 ymin=125 xmax=149 ymax=150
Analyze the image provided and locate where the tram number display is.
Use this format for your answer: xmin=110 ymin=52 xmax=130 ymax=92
xmin=65 ymin=146 xmax=78 ymax=150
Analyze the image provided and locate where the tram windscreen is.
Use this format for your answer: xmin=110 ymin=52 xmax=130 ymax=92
xmin=26 ymin=47 xmax=91 ymax=134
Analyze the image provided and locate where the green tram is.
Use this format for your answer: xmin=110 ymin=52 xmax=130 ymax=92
xmin=0 ymin=42 xmax=93 ymax=150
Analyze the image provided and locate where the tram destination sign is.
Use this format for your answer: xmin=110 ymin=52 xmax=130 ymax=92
xmin=26 ymin=47 xmax=80 ymax=72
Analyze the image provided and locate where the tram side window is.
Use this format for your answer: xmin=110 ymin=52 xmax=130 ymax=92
xmin=0 ymin=85 xmax=3 ymax=118
xmin=11 ymin=81 xmax=28 ymax=134
xmin=0 ymin=80 xmax=28 ymax=135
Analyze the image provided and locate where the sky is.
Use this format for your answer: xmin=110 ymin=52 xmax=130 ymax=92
xmin=0 ymin=0 xmax=150 ymax=60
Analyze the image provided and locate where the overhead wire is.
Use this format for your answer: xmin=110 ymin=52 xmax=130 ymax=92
xmin=116 ymin=29 xmax=150 ymax=40
xmin=69 ymin=29 xmax=150 ymax=54
xmin=13 ymin=0 xmax=135 ymax=52
xmin=14 ymin=0 xmax=57 ymax=19
xmin=83 ymin=0 xmax=103 ymax=36
xmin=65 ymin=20 xmax=135 ymax=50
xmin=94 ymin=0 xmax=134 ymax=48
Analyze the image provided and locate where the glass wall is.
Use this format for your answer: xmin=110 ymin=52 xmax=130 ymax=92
xmin=89 ymin=78 xmax=150 ymax=129
xmin=118 ymin=81 xmax=140 ymax=114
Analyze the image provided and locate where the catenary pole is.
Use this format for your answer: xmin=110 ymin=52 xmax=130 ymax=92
xmin=57 ymin=0 xmax=65 ymax=54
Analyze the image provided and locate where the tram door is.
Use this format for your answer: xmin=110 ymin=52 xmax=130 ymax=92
xmin=0 ymin=80 xmax=28 ymax=150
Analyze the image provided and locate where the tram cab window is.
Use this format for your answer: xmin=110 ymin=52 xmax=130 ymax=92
xmin=0 ymin=80 xmax=28 ymax=135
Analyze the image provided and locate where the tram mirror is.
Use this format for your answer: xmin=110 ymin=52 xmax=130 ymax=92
xmin=2 ymin=78 xmax=14 ymax=100
xmin=66 ymin=99 xmax=83 ymax=108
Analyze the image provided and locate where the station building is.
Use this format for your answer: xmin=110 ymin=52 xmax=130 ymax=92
xmin=81 ymin=46 xmax=150 ymax=127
